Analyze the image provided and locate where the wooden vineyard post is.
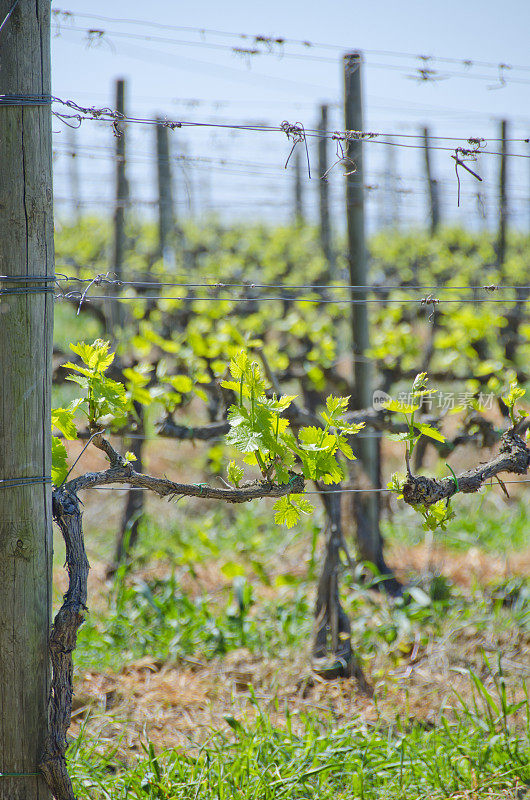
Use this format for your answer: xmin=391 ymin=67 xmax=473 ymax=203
xmin=318 ymin=103 xmax=334 ymax=277
xmin=474 ymin=154 xmax=487 ymax=229
xmin=343 ymin=51 xmax=384 ymax=572
xmin=0 ymin=1 xmax=54 ymax=798
xmin=497 ymin=119 xmax=508 ymax=270
xmin=422 ymin=126 xmax=440 ymax=235
xmin=114 ymin=114 xmax=176 ymax=566
xmin=294 ymin=146 xmax=304 ymax=225
xmin=115 ymin=118 xmax=176 ymax=565
xmin=66 ymin=126 xmax=81 ymax=223
xmin=110 ymin=77 xmax=128 ymax=330
xmin=383 ymin=137 xmax=399 ymax=229
xmin=156 ymin=118 xmax=175 ymax=260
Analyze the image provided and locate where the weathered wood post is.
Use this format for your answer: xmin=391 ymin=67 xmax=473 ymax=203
xmin=343 ymin=51 xmax=384 ymax=573
xmin=382 ymin=138 xmax=399 ymax=229
xmin=318 ymin=103 xmax=334 ymax=274
xmin=66 ymin=126 xmax=81 ymax=223
xmin=294 ymin=146 xmax=304 ymax=225
xmin=0 ymin=1 xmax=54 ymax=797
xmin=474 ymin=154 xmax=487 ymax=228
xmin=66 ymin=127 xmax=81 ymax=223
xmin=422 ymin=126 xmax=440 ymax=235
xmin=497 ymin=119 xmax=508 ymax=270
xmin=110 ymin=77 xmax=127 ymax=330
xmin=115 ymin=114 xmax=177 ymax=566
xmin=156 ymin=119 xmax=175 ymax=259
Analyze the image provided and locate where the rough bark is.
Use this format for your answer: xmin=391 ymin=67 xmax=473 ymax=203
xmin=312 ymin=489 xmax=371 ymax=690
xmin=64 ymin=432 xmax=305 ymax=503
xmin=66 ymin=464 xmax=304 ymax=503
xmin=403 ymin=428 xmax=530 ymax=507
xmin=40 ymin=490 xmax=89 ymax=800
xmin=157 ymin=417 xmax=230 ymax=441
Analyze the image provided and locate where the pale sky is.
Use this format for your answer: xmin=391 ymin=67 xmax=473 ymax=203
xmin=50 ymin=0 xmax=530 ymax=229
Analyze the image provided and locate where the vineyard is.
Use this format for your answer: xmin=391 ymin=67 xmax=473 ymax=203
xmin=1 ymin=2 xmax=530 ymax=800
xmin=48 ymin=220 xmax=530 ymax=798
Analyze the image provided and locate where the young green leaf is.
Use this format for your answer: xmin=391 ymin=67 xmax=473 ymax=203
xmin=416 ymin=499 xmax=456 ymax=532
xmin=51 ymin=408 xmax=78 ymax=440
xmin=387 ymin=472 xmax=405 ymax=499
xmin=122 ymin=366 xmax=151 ymax=387
xmin=70 ymin=339 xmax=114 ymax=372
xmin=502 ymin=381 xmax=526 ymax=424
xmin=412 ymin=372 xmax=428 ymax=392
xmin=51 ymin=436 xmax=69 ymax=486
xmin=325 ymin=395 xmax=350 ymax=418
xmin=383 ymin=399 xmax=420 ymax=414
xmin=167 ymin=374 xmax=193 ymax=393
xmin=414 ymin=423 xmax=446 ymax=443
xmin=298 ymin=426 xmax=333 ymax=452
xmin=259 ymin=394 xmax=297 ymax=412
xmin=273 ymin=494 xmax=313 ymax=527
xmin=340 ymin=421 xmax=365 ymax=436
xmin=336 ymin=434 xmax=355 ymax=460
xmin=386 ymin=431 xmax=414 ymax=443
xmin=227 ymin=461 xmax=244 ymax=487
xmin=226 ymin=424 xmax=264 ymax=453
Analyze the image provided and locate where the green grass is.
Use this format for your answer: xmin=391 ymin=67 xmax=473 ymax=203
xmin=72 ymin=498 xmax=530 ymax=671
xmin=76 ymin=563 xmax=312 ymax=672
xmin=68 ymin=683 xmax=530 ymax=799
xmin=75 ymin=544 xmax=530 ymax=674
xmin=71 ymin=504 xmax=316 ymax=671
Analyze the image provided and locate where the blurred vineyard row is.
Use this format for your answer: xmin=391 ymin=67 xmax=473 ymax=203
xmin=55 ymin=219 xmax=530 ymax=401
